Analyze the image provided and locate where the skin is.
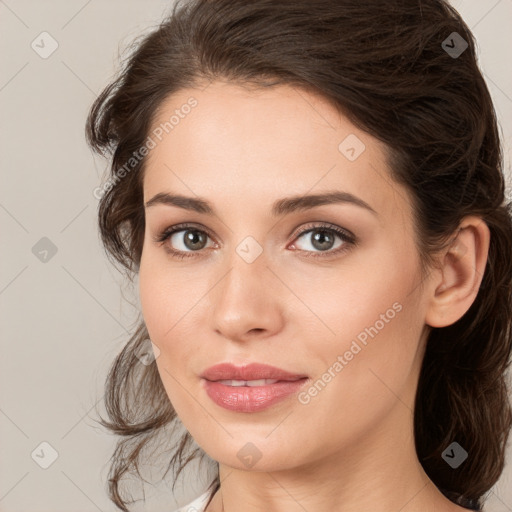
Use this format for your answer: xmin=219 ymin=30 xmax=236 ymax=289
xmin=138 ymin=81 xmax=490 ymax=512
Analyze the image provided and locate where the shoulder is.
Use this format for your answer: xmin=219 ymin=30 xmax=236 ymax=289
xmin=172 ymin=490 xmax=211 ymax=512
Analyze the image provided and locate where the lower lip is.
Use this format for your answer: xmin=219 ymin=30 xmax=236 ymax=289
xmin=202 ymin=378 xmax=308 ymax=412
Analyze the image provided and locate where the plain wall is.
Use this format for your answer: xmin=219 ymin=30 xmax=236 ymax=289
xmin=1 ymin=1 xmax=511 ymax=511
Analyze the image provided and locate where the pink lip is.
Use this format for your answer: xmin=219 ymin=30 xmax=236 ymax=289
xmin=200 ymin=363 xmax=309 ymax=413
xmin=201 ymin=362 xmax=307 ymax=381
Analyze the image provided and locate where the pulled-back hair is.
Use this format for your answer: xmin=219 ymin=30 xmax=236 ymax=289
xmin=86 ymin=1 xmax=512 ymax=510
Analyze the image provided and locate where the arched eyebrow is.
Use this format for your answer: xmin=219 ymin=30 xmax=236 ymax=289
xmin=144 ymin=191 xmax=378 ymax=217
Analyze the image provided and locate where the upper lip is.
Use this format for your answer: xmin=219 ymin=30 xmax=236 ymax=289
xmin=201 ymin=363 xmax=307 ymax=382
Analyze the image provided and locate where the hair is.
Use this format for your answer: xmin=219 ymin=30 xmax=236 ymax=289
xmin=85 ymin=0 xmax=512 ymax=510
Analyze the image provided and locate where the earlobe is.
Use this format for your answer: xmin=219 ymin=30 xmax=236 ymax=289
xmin=425 ymin=216 xmax=490 ymax=328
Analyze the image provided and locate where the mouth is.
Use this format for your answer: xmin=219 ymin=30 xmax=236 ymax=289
xmin=200 ymin=362 xmax=309 ymax=412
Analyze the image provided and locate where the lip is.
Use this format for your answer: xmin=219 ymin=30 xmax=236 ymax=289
xmin=200 ymin=363 xmax=309 ymax=413
xmin=200 ymin=362 xmax=307 ymax=381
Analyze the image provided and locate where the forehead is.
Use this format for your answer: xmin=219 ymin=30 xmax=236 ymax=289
xmin=143 ymin=81 xmax=412 ymax=225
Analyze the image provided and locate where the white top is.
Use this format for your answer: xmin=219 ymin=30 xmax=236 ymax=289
xmin=173 ymin=491 xmax=211 ymax=512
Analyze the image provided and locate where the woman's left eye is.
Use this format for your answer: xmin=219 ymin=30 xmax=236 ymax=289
xmin=291 ymin=223 xmax=356 ymax=257
xmin=153 ymin=222 xmax=356 ymax=260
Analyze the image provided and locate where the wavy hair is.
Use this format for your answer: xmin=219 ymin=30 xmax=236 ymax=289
xmin=86 ymin=1 xmax=512 ymax=510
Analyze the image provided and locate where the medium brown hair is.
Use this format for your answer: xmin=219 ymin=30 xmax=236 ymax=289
xmin=86 ymin=1 xmax=512 ymax=510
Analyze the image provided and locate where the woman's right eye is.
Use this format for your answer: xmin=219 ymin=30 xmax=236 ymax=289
xmin=153 ymin=224 xmax=215 ymax=259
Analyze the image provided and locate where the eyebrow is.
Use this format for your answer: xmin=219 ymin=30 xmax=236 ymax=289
xmin=144 ymin=190 xmax=378 ymax=217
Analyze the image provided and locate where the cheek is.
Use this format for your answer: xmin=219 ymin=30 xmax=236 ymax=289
xmin=289 ymin=245 xmax=416 ymax=351
xmin=293 ymin=243 xmax=424 ymax=404
xmin=138 ymin=247 xmax=185 ymax=337
xmin=139 ymin=263 xmax=200 ymax=418
xmin=139 ymin=266 xmax=166 ymax=340
xmin=139 ymin=287 xmax=190 ymax=366
xmin=294 ymin=300 xmax=423 ymax=457
xmin=139 ymin=259 xmax=182 ymax=375
xmin=138 ymin=257 xmax=203 ymax=369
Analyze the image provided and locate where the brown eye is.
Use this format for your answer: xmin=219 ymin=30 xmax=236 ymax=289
xmin=173 ymin=229 xmax=209 ymax=251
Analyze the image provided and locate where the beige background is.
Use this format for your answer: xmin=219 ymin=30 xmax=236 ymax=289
xmin=1 ymin=1 xmax=511 ymax=511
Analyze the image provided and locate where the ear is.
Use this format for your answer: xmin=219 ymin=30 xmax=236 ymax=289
xmin=425 ymin=216 xmax=490 ymax=328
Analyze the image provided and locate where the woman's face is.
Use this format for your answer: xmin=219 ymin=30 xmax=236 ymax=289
xmin=139 ymin=81 xmax=433 ymax=472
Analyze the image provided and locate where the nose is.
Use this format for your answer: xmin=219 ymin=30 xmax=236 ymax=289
xmin=209 ymin=249 xmax=285 ymax=343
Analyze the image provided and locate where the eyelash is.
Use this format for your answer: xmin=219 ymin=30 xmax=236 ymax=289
xmin=152 ymin=222 xmax=357 ymax=260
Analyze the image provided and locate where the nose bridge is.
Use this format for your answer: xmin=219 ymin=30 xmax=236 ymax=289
xmin=210 ymin=241 xmax=282 ymax=340
xmin=220 ymin=230 xmax=268 ymax=293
